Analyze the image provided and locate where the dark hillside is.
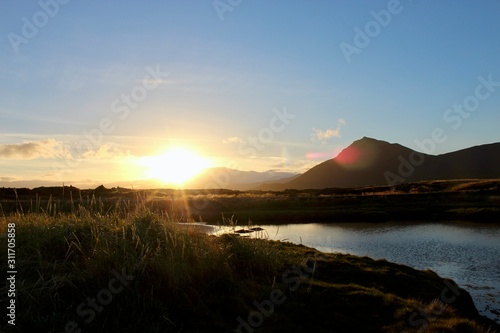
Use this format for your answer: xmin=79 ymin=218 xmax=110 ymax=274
xmin=261 ymin=138 xmax=500 ymax=190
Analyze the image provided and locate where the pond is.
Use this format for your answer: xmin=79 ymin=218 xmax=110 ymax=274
xmin=211 ymin=221 xmax=500 ymax=323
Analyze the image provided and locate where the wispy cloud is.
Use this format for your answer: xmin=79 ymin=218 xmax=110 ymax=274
xmin=269 ymin=157 xmax=318 ymax=173
xmin=80 ymin=143 xmax=130 ymax=159
xmin=311 ymin=118 xmax=346 ymax=144
xmin=312 ymin=128 xmax=341 ymax=141
xmin=0 ymin=176 xmax=18 ymax=182
xmin=223 ymin=136 xmax=244 ymax=145
xmin=0 ymin=139 xmax=71 ymax=159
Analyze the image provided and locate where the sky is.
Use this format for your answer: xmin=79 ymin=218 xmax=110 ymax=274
xmin=1 ymin=0 xmax=499 ymax=188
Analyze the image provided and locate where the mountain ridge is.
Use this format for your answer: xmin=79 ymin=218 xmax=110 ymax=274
xmin=258 ymin=137 xmax=500 ymax=190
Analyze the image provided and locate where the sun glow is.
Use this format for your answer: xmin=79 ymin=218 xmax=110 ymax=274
xmin=140 ymin=147 xmax=212 ymax=185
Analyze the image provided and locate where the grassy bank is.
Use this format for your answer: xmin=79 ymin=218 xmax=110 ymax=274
xmin=1 ymin=209 xmax=498 ymax=332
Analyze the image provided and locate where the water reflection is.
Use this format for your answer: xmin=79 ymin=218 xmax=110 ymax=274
xmin=212 ymin=221 xmax=500 ymax=323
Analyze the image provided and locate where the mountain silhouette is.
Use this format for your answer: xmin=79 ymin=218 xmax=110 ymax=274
xmin=185 ymin=168 xmax=298 ymax=190
xmin=260 ymin=137 xmax=500 ymax=190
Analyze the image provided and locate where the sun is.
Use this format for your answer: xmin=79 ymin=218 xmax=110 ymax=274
xmin=140 ymin=147 xmax=212 ymax=185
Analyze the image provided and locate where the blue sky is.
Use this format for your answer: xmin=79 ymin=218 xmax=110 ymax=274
xmin=1 ymin=0 xmax=499 ymax=188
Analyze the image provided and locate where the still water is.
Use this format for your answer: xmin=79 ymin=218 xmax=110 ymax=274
xmin=214 ymin=222 xmax=500 ymax=323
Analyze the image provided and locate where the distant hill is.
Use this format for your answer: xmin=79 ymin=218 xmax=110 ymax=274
xmin=184 ymin=168 xmax=298 ymax=190
xmin=259 ymin=137 xmax=500 ymax=190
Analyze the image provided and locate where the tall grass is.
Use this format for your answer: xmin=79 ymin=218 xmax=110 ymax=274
xmin=0 ymin=198 xmax=496 ymax=332
xmin=0 ymin=204 xmax=288 ymax=332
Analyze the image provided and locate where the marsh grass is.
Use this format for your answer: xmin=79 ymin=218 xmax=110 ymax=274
xmin=0 ymin=203 xmax=290 ymax=332
xmin=0 ymin=200 xmax=497 ymax=332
